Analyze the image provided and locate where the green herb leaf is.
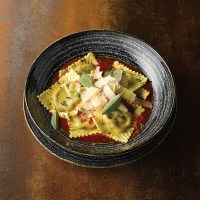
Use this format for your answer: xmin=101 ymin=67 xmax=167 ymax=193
xmin=104 ymin=68 xmax=114 ymax=77
xmin=51 ymin=111 xmax=59 ymax=130
xmin=81 ymin=58 xmax=86 ymax=62
xmin=104 ymin=71 xmax=111 ymax=77
xmin=66 ymin=83 xmax=70 ymax=88
xmin=61 ymin=101 xmax=68 ymax=106
xmin=102 ymin=93 xmax=123 ymax=115
xmin=85 ymin=68 xmax=91 ymax=73
xmin=135 ymin=78 xmax=141 ymax=82
xmin=110 ymin=68 xmax=114 ymax=75
xmin=80 ymin=73 xmax=93 ymax=87
xmin=76 ymin=91 xmax=81 ymax=98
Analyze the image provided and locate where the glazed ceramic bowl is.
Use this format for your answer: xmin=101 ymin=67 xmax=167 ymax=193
xmin=24 ymin=30 xmax=176 ymax=167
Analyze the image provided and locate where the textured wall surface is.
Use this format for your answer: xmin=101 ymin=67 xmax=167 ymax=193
xmin=0 ymin=0 xmax=200 ymax=199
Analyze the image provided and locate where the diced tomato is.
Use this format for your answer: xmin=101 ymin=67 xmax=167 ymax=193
xmin=88 ymin=118 xmax=93 ymax=124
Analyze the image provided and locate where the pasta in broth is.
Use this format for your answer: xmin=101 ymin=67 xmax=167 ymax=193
xmin=38 ymin=52 xmax=153 ymax=143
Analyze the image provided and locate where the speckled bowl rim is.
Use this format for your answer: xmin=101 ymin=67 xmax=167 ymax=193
xmin=24 ymin=30 xmax=176 ymax=157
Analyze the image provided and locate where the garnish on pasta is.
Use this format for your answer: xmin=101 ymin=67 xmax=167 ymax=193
xmin=37 ymin=52 xmax=153 ymax=143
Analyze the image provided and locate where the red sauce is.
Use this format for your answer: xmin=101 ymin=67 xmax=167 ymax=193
xmin=50 ymin=56 xmax=153 ymax=143
xmin=98 ymin=57 xmax=115 ymax=73
xmin=59 ymin=117 xmax=69 ymax=132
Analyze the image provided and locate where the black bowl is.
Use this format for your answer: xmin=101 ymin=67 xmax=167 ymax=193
xmin=24 ymin=30 xmax=176 ymax=167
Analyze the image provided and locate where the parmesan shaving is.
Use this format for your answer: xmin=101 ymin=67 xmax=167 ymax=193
xmin=84 ymin=102 xmax=94 ymax=110
xmin=136 ymin=99 xmax=153 ymax=108
xmin=90 ymin=67 xmax=103 ymax=79
xmin=100 ymin=95 xmax=108 ymax=107
xmin=108 ymin=82 xmax=116 ymax=92
xmin=91 ymin=72 xmax=102 ymax=79
xmin=103 ymin=84 xmax=116 ymax=100
xmin=95 ymin=75 xmax=115 ymax=88
xmin=81 ymin=87 xmax=100 ymax=102
xmin=112 ymin=69 xmax=122 ymax=82
xmin=91 ymin=96 xmax=101 ymax=108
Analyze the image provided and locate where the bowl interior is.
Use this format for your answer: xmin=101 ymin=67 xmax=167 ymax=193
xmin=24 ymin=30 xmax=176 ymax=155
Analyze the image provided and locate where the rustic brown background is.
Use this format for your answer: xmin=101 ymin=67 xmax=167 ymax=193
xmin=0 ymin=0 xmax=200 ymax=199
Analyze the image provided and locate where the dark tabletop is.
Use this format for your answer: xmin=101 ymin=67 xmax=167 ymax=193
xmin=0 ymin=0 xmax=200 ymax=199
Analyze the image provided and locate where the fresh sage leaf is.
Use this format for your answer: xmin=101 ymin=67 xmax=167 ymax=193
xmin=51 ymin=111 xmax=59 ymax=130
xmin=102 ymin=93 xmax=123 ymax=115
xmin=104 ymin=71 xmax=111 ymax=77
xmin=80 ymin=73 xmax=93 ymax=87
